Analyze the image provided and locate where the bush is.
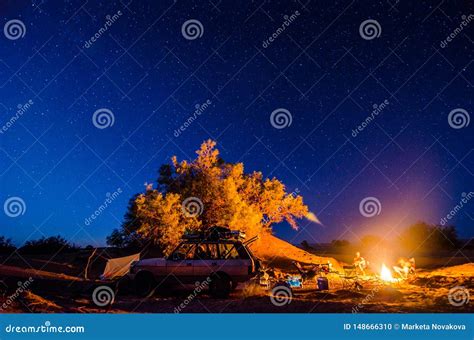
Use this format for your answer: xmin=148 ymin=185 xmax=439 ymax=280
xmin=331 ymin=239 xmax=350 ymax=248
xmin=0 ymin=236 xmax=16 ymax=254
xmin=300 ymin=240 xmax=313 ymax=250
xmin=19 ymin=236 xmax=75 ymax=255
xmin=398 ymin=222 xmax=460 ymax=253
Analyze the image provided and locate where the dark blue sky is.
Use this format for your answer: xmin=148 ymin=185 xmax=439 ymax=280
xmin=0 ymin=0 xmax=473 ymax=247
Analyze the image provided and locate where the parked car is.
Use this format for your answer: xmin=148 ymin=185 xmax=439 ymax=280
xmin=128 ymin=228 xmax=260 ymax=298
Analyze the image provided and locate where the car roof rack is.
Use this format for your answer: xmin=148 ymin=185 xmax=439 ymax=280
xmin=182 ymin=226 xmax=246 ymax=241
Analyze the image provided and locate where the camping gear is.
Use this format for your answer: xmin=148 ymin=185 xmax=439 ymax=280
xmin=341 ymin=265 xmax=362 ymax=290
xmin=317 ymin=277 xmax=329 ymax=290
xmin=259 ymin=276 xmax=270 ymax=289
xmin=286 ymin=275 xmax=303 ymax=288
xmin=183 ymin=226 xmax=246 ymax=241
xmin=101 ymin=253 xmax=140 ymax=280
xmin=292 ymin=261 xmax=318 ymax=283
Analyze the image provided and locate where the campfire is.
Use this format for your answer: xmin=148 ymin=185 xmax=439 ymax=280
xmin=380 ymin=263 xmax=397 ymax=282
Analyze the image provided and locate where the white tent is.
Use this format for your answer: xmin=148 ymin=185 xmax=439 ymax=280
xmin=100 ymin=253 xmax=140 ymax=280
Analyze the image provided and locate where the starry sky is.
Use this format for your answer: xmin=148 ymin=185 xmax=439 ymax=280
xmin=0 ymin=0 xmax=473 ymax=247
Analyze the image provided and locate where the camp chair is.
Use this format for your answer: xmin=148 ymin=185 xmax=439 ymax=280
xmin=341 ymin=265 xmax=363 ymax=290
xmin=292 ymin=261 xmax=317 ymax=285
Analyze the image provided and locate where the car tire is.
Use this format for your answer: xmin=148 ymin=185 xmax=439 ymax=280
xmin=135 ymin=272 xmax=156 ymax=297
xmin=209 ymin=273 xmax=231 ymax=298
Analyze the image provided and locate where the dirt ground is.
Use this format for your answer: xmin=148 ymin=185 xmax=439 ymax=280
xmin=0 ymin=251 xmax=473 ymax=313
xmin=1 ymin=235 xmax=473 ymax=313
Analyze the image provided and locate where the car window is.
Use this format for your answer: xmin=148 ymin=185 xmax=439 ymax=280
xmin=172 ymin=243 xmax=195 ymax=260
xmin=218 ymin=243 xmax=240 ymax=259
xmin=207 ymin=243 xmax=219 ymax=259
xmin=195 ymin=243 xmax=209 ymax=259
xmin=195 ymin=243 xmax=219 ymax=259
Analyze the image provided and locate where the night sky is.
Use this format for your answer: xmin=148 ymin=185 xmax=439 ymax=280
xmin=0 ymin=0 xmax=473 ymax=247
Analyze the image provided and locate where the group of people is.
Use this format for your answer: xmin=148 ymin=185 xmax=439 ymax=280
xmin=353 ymin=252 xmax=416 ymax=279
xmin=392 ymin=257 xmax=416 ymax=278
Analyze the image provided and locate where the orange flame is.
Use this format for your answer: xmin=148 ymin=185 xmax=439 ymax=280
xmin=380 ymin=263 xmax=395 ymax=282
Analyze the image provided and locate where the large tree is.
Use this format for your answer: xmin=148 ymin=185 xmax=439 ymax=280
xmin=109 ymin=140 xmax=308 ymax=255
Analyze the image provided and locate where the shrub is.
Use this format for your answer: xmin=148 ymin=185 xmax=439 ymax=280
xmin=0 ymin=236 xmax=16 ymax=254
xmin=19 ymin=236 xmax=75 ymax=255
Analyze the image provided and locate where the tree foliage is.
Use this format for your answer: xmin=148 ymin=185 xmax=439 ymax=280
xmin=0 ymin=236 xmax=16 ymax=254
xmin=398 ymin=221 xmax=459 ymax=253
xmin=111 ymin=140 xmax=308 ymax=255
xmin=19 ymin=236 xmax=74 ymax=255
xmin=331 ymin=239 xmax=351 ymax=248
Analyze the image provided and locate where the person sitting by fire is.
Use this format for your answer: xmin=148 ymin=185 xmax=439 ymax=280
xmin=353 ymin=252 xmax=369 ymax=275
xmin=392 ymin=257 xmax=416 ymax=278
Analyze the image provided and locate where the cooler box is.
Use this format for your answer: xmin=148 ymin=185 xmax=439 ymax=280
xmin=317 ymin=277 xmax=329 ymax=290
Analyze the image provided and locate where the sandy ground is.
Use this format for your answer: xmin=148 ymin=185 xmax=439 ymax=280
xmin=1 ymin=267 xmax=472 ymax=313
xmin=0 ymin=237 xmax=473 ymax=313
